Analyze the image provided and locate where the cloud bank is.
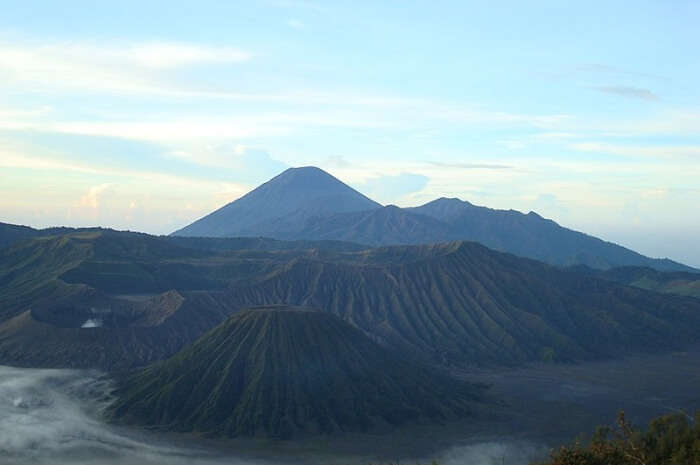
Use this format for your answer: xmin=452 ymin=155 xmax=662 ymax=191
xmin=0 ymin=365 xmax=542 ymax=465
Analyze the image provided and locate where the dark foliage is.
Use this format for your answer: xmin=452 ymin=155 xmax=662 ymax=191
xmin=538 ymin=411 xmax=700 ymax=465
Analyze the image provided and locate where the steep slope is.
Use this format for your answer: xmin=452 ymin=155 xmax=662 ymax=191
xmin=0 ymin=290 xmax=235 ymax=370
xmin=0 ymin=222 xmax=86 ymax=249
xmin=0 ymin=230 xmax=218 ymax=321
xmin=0 ymin=229 xmax=376 ymax=369
xmin=172 ymin=167 xmax=381 ymax=237
xmin=0 ymin=229 xmax=294 ymax=320
xmin=0 ymin=232 xmax=96 ymax=320
xmin=224 ymin=242 xmax=700 ymax=366
xmin=0 ymin=222 xmax=40 ymax=249
xmin=109 ymin=306 xmax=481 ymax=438
xmin=409 ymin=198 xmax=694 ymax=272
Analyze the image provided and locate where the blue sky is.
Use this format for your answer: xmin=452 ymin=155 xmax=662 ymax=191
xmin=1 ymin=1 xmax=699 ymax=266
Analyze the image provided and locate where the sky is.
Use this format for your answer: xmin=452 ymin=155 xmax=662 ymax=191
xmin=0 ymin=1 xmax=699 ymax=266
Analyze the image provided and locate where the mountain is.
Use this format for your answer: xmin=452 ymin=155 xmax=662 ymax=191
xmin=408 ymin=197 xmax=695 ymax=272
xmin=0 ymin=222 xmax=39 ymax=249
xmin=0 ymin=222 xmax=82 ymax=249
xmin=2 ymin=229 xmax=699 ymax=371
xmin=171 ymin=166 xmax=381 ymax=237
xmin=108 ymin=306 xmax=481 ymax=438
xmin=568 ymin=265 xmax=700 ymax=299
xmin=164 ymin=235 xmax=367 ymax=253
xmin=291 ymin=204 xmax=453 ymax=245
xmin=172 ymin=168 xmax=694 ymax=272
xmin=223 ymin=242 xmax=700 ymax=366
xmin=0 ymin=230 xmax=363 ymax=369
xmin=0 ymin=290 xmax=232 ymax=370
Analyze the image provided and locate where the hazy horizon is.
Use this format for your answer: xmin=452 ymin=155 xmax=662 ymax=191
xmin=1 ymin=1 xmax=699 ymax=267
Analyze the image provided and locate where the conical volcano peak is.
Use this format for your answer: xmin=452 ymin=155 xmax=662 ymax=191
xmin=172 ymin=166 xmax=381 ymax=238
xmin=276 ymin=166 xmax=333 ymax=180
xmin=109 ymin=304 xmax=480 ymax=438
xmin=261 ymin=166 xmax=368 ymax=195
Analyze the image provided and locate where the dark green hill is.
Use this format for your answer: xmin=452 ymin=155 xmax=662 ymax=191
xmin=0 ymin=221 xmax=93 ymax=249
xmin=224 ymin=242 xmax=700 ymax=366
xmin=0 ymin=229 xmax=328 ymax=320
xmin=0 ymin=290 xmax=234 ymax=370
xmin=568 ymin=265 xmax=700 ymax=299
xmin=0 ymin=229 xmax=370 ymax=369
xmin=0 ymin=222 xmax=40 ymax=249
xmin=2 ymin=229 xmax=699 ymax=371
xmin=109 ymin=306 xmax=481 ymax=438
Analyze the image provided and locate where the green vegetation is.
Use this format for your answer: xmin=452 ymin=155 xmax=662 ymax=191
xmin=538 ymin=411 xmax=700 ymax=465
xmin=591 ymin=266 xmax=700 ymax=299
xmin=225 ymin=241 xmax=700 ymax=365
xmin=2 ymin=229 xmax=700 ymax=370
xmin=109 ymin=306 xmax=483 ymax=439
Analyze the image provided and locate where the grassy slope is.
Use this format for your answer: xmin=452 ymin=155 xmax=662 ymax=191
xmin=225 ymin=242 xmax=700 ymax=366
xmin=2 ymin=231 xmax=699 ymax=370
xmin=109 ymin=306 xmax=482 ymax=438
xmin=0 ymin=230 xmax=367 ymax=369
xmin=596 ymin=266 xmax=700 ymax=299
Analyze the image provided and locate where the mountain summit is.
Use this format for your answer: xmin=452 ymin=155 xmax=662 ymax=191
xmin=170 ymin=167 xmax=695 ymax=272
xmin=172 ymin=166 xmax=381 ymax=237
xmin=109 ymin=305 xmax=479 ymax=438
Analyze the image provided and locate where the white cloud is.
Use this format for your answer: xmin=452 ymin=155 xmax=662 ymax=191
xmin=571 ymin=142 xmax=700 ymax=159
xmin=0 ymin=39 xmax=250 ymax=96
xmin=111 ymin=42 xmax=250 ymax=68
xmin=79 ymin=183 xmax=113 ymax=209
xmin=0 ymin=148 xmax=248 ymax=195
xmin=0 ymin=106 xmax=52 ymax=119
xmin=594 ymin=85 xmax=658 ymax=101
xmin=0 ymin=147 xmax=251 ymax=234
xmin=564 ymin=110 xmax=700 ymax=138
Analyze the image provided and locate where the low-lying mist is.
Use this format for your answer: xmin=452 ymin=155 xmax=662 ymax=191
xmin=0 ymin=365 xmax=541 ymax=465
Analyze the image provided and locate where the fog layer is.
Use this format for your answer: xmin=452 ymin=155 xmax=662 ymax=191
xmin=0 ymin=365 xmax=539 ymax=465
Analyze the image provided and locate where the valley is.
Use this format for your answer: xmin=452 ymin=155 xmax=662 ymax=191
xmin=1 ymin=167 xmax=698 ymax=464
xmin=3 ymin=4 xmax=698 ymax=464
xmin=2 ymin=346 xmax=699 ymax=464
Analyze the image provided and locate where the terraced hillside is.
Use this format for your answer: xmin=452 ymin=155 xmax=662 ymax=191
xmin=109 ymin=306 xmax=482 ymax=438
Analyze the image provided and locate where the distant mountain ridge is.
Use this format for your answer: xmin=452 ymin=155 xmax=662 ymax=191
xmin=224 ymin=241 xmax=700 ymax=366
xmin=1 ymin=230 xmax=699 ymax=370
xmin=407 ymin=197 xmax=694 ymax=272
xmin=0 ymin=222 xmax=84 ymax=249
xmin=567 ymin=265 xmax=700 ymax=299
xmin=172 ymin=167 xmax=695 ymax=272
